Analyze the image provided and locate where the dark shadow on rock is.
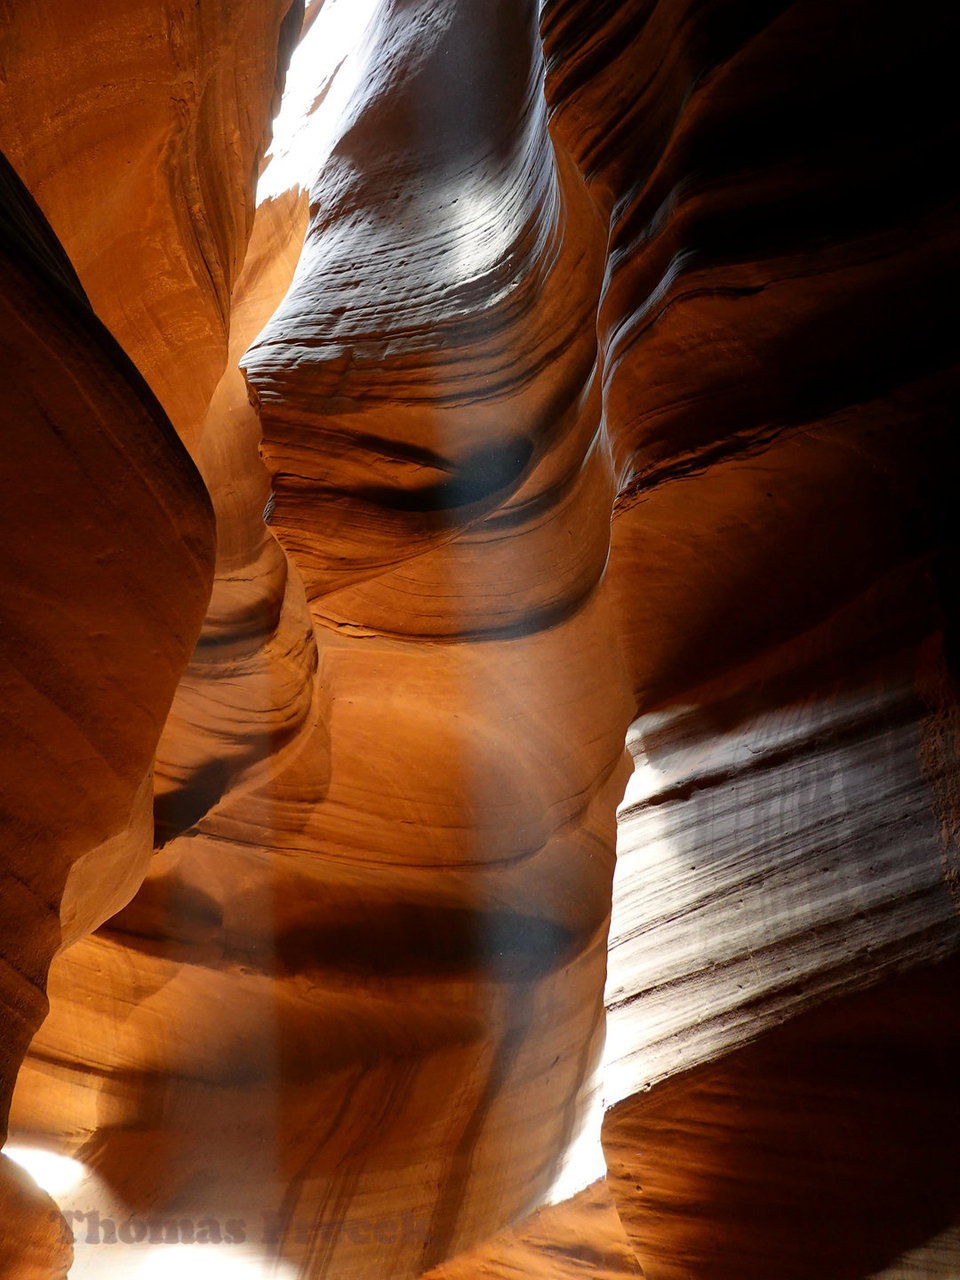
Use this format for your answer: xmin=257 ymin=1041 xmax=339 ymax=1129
xmin=604 ymin=953 xmax=960 ymax=1280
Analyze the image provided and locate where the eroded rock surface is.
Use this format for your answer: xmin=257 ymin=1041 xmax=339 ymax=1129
xmin=539 ymin=0 xmax=960 ymax=1269
xmin=9 ymin=2 xmax=632 ymax=1276
xmin=1 ymin=0 xmax=959 ymax=1276
xmin=0 ymin=150 xmax=213 ymax=1275
xmin=604 ymin=955 xmax=960 ymax=1279
xmin=0 ymin=0 xmax=303 ymax=448
xmin=423 ymin=1180 xmax=642 ymax=1280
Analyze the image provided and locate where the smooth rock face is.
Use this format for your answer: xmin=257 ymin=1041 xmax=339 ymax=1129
xmin=27 ymin=3 xmax=632 ymax=1275
xmin=0 ymin=0 xmax=304 ymax=448
xmin=0 ymin=3 xmax=297 ymax=1273
xmin=245 ymin=0 xmax=610 ymax=615
xmin=152 ymin=185 xmax=314 ymax=846
xmin=605 ymin=584 xmax=960 ymax=1104
xmin=0 ymin=1155 xmax=72 ymax=1280
xmin=0 ymin=150 xmax=213 ymax=1274
xmin=9 ymin=3 xmax=634 ymax=1277
xmin=422 ymin=1180 xmax=643 ymax=1280
xmin=538 ymin=0 xmax=960 ymax=1268
xmin=603 ymin=955 xmax=960 ymax=1280
xmin=1 ymin=0 xmax=959 ymax=1277
xmin=0 ymin=146 xmax=214 ymax=1076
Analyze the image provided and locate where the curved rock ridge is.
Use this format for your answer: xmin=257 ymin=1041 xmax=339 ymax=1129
xmin=605 ymin=574 xmax=960 ymax=1106
xmin=422 ymin=1179 xmax=642 ymax=1280
xmin=11 ymin=5 xmax=634 ymax=1279
xmin=0 ymin=1153 xmax=72 ymax=1280
xmin=152 ymin=187 xmax=316 ymax=846
xmin=2 ymin=0 xmax=960 ymax=1276
xmin=106 ymin=5 xmax=636 ymax=1275
xmin=0 ymin=148 xmax=214 ymax=1276
xmin=603 ymin=953 xmax=960 ymax=1280
xmin=1 ymin=2 xmax=306 ymax=1274
xmin=536 ymin=0 xmax=960 ymax=1269
xmin=0 ymin=0 xmax=304 ymax=449
xmin=243 ymin=0 xmax=610 ymax=617
xmin=540 ymin=0 xmax=959 ymax=686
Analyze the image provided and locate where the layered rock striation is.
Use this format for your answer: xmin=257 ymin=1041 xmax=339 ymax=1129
xmin=0 ymin=0 xmax=303 ymax=447
xmin=0 ymin=150 xmax=214 ymax=1278
xmin=539 ymin=0 xmax=960 ymax=1272
xmin=1 ymin=0 xmax=959 ymax=1277
xmin=8 ymin=1 xmax=633 ymax=1275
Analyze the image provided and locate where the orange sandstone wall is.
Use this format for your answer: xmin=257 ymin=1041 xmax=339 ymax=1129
xmin=1 ymin=0 xmax=959 ymax=1277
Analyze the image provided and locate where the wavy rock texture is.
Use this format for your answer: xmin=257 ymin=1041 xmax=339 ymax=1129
xmin=0 ymin=0 xmax=303 ymax=448
xmin=536 ymin=0 xmax=960 ymax=1271
xmin=422 ymin=1180 xmax=642 ymax=1280
xmin=604 ymin=578 xmax=960 ymax=1103
xmin=0 ymin=2 xmax=300 ymax=1275
xmin=10 ymin=2 xmax=633 ymax=1278
xmin=2 ymin=0 xmax=959 ymax=1276
xmin=152 ymin=185 xmax=314 ymax=846
xmin=603 ymin=954 xmax=960 ymax=1280
xmin=0 ymin=151 xmax=213 ymax=1276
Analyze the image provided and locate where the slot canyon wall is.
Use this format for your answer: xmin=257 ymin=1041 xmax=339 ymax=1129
xmin=1 ymin=1 xmax=958 ymax=1278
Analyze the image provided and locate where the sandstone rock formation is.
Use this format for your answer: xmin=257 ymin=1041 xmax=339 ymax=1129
xmin=423 ymin=1180 xmax=642 ymax=1280
xmin=0 ymin=0 xmax=303 ymax=447
xmin=1 ymin=0 xmax=959 ymax=1276
xmin=0 ymin=149 xmax=214 ymax=1277
xmin=603 ymin=955 xmax=960 ymax=1280
xmin=10 ymin=6 xmax=633 ymax=1274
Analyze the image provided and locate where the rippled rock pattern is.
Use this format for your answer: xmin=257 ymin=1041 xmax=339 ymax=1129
xmin=0 ymin=150 xmax=214 ymax=1277
xmin=423 ymin=1180 xmax=642 ymax=1280
xmin=0 ymin=0 xmax=302 ymax=448
xmin=1 ymin=0 xmax=959 ymax=1276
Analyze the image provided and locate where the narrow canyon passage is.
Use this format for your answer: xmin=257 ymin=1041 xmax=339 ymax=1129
xmin=1 ymin=0 xmax=959 ymax=1278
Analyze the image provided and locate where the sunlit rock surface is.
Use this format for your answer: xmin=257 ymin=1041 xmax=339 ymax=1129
xmin=0 ymin=0 xmax=303 ymax=448
xmin=603 ymin=955 xmax=960 ymax=1280
xmin=423 ymin=1180 xmax=642 ymax=1280
xmin=605 ymin=585 xmax=960 ymax=1104
xmin=0 ymin=151 xmax=213 ymax=1277
xmin=539 ymin=0 xmax=960 ymax=1269
xmin=8 ymin=1 xmax=632 ymax=1276
xmin=1 ymin=0 xmax=959 ymax=1276
xmin=0 ymin=1154 xmax=71 ymax=1280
